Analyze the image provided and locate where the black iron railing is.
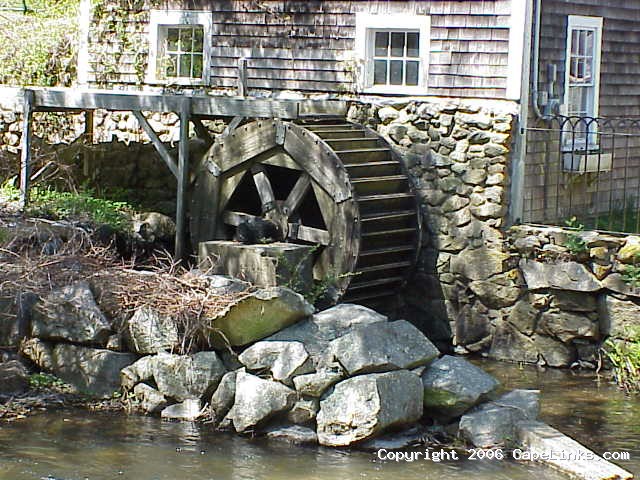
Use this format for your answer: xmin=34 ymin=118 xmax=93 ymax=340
xmin=523 ymin=116 xmax=640 ymax=234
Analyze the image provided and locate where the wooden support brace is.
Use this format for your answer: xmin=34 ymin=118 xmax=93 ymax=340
xmin=132 ymin=110 xmax=179 ymax=179
xmin=222 ymin=116 xmax=244 ymax=137
xmin=191 ymin=117 xmax=214 ymax=148
xmin=19 ymin=89 xmax=34 ymax=208
xmin=175 ymin=97 xmax=191 ymax=262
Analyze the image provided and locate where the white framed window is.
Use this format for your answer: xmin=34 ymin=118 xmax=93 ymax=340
xmin=562 ymin=15 xmax=604 ymax=170
xmin=147 ymin=10 xmax=212 ymax=85
xmin=355 ymin=13 xmax=430 ymax=94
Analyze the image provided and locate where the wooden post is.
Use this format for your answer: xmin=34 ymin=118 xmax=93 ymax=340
xmin=19 ymin=89 xmax=35 ymax=208
xmin=175 ymin=97 xmax=191 ymax=262
xmin=85 ymin=110 xmax=94 ymax=144
xmin=237 ymin=57 xmax=248 ymax=97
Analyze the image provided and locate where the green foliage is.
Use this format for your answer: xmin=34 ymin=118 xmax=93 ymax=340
xmin=0 ymin=0 xmax=78 ymax=86
xmin=27 ymin=187 xmax=134 ymax=232
xmin=29 ymin=372 xmax=65 ymax=390
xmin=563 ymin=216 xmax=588 ymax=255
xmin=605 ymin=328 xmax=640 ymax=394
xmin=622 ymin=262 xmax=640 ymax=288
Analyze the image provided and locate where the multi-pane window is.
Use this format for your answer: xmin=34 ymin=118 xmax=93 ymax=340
xmin=147 ymin=10 xmax=211 ymax=85
xmin=372 ymin=31 xmax=421 ymax=87
xmin=159 ymin=25 xmax=204 ymax=80
xmin=563 ymin=16 xmax=603 ymax=151
xmin=567 ymin=28 xmax=597 ymax=117
xmin=355 ymin=13 xmax=429 ymax=93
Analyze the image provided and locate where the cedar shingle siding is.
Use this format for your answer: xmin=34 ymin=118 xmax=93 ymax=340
xmin=87 ymin=0 xmax=513 ymax=99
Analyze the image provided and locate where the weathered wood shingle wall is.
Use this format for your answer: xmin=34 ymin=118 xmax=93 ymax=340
xmin=522 ymin=0 xmax=640 ymax=225
xmin=87 ymin=0 xmax=514 ymax=99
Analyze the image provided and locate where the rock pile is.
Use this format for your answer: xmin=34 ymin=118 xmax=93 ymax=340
xmin=112 ymin=301 xmax=541 ymax=449
xmin=19 ymin=276 xmax=548 ymax=449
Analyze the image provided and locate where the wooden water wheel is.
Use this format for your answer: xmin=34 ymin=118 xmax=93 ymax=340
xmin=190 ymin=118 xmax=422 ymax=307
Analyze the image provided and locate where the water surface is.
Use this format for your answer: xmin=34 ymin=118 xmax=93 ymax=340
xmin=0 ymin=360 xmax=637 ymax=480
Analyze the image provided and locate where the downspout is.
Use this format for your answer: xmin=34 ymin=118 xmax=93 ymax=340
xmin=530 ymin=0 xmax=545 ymax=119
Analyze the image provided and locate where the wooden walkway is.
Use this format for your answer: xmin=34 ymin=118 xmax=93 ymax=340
xmin=16 ymin=87 xmax=348 ymax=260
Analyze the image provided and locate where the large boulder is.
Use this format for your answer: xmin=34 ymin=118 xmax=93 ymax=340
xmin=421 ymin=355 xmax=499 ymax=419
xmin=326 ymin=320 xmax=439 ymax=375
xmin=458 ymin=389 xmax=540 ymax=448
xmin=230 ymin=370 xmax=297 ymax=433
xmin=489 ymin=322 xmax=539 ymax=364
xmin=537 ymin=311 xmax=599 ymax=343
xmin=450 ymin=246 xmax=510 ymax=281
xmin=31 ymin=281 xmax=112 ymax=345
xmin=287 ymin=396 xmax=319 ymax=425
xmin=161 ymin=399 xmax=203 ymax=421
xmin=316 ymin=370 xmax=423 ymax=447
xmin=264 ymin=425 xmax=318 ymax=445
xmin=617 ymin=236 xmax=640 ymax=264
xmin=209 ymin=370 xmax=237 ymax=425
xmin=292 ymin=367 xmax=345 ymax=398
xmin=125 ymin=307 xmax=179 ymax=354
xmin=120 ymin=355 xmax=156 ymax=390
xmin=153 ymin=351 xmax=226 ymax=402
xmin=238 ymin=341 xmax=313 ymax=385
xmin=520 ymin=260 xmax=601 ymax=292
xmin=203 ymin=287 xmax=314 ymax=347
xmin=133 ymin=383 xmax=168 ymax=413
xmin=50 ymin=343 xmax=137 ymax=398
xmin=19 ymin=337 xmax=54 ymax=371
xmin=266 ymin=303 xmax=387 ymax=365
xmin=598 ymin=294 xmax=640 ymax=339
xmin=0 ymin=360 xmax=29 ymax=395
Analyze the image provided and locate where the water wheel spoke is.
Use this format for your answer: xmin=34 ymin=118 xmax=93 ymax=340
xmin=283 ymin=173 xmax=311 ymax=215
xmin=223 ymin=211 xmax=258 ymax=227
xmin=290 ymin=224 xmax=331 ymax=246
xmin=251 ymin=164 xmax=276 ymax=213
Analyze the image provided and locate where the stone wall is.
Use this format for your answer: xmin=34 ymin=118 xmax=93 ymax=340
xmin=348 ymin=98 xmax=639 ymax=368
xmin=347 ymin=98 xmax=518 ymax=350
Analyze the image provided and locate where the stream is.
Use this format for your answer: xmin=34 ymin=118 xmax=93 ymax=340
xmin=0 ymin=360 xmax=637 ymax=480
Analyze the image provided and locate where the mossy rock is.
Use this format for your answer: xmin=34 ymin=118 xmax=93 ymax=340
xmin=205 ymin=287 xmax=314 ymax=347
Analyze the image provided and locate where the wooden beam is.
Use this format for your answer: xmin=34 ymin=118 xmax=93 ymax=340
xmin=19 ymin=89 xmax=34 ymax=208
xmin=31 ymin=89 xmax=305 ymax=119
xmin=175 ymin=97 xmax=191 ymax=262
xmin=191 ymin=117 xmax=214 ymax=148
xmin=132 ymin=111 xmax=179 ymax=178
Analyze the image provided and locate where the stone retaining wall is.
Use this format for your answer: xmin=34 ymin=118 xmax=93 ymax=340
xmin=349 ymin=98 xmax=639 ymax=367
xmin=347 ymin=98 xmax=518 ymax=349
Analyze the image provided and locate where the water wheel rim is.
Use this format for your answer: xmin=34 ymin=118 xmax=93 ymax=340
xmin=190 ymin=118 xmax=422 ymax=307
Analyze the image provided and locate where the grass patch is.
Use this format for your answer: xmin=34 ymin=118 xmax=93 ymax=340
xmin=28 ymin=188 xmax=134 ymax=232
xmin=605 ymin=327 xmax=640 ymax=394
xmin=1 ymin=181 xmax=135 ymax=233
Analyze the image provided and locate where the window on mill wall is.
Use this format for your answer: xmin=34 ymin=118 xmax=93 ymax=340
xmin=355 ymin=13 xmax=430 ymax=94
xmin=147 ymin=10 xmax=212 ymax=85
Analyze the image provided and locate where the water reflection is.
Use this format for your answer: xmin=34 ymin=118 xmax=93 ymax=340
xmin=0 ymin=360 xmax=637 ymax=479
